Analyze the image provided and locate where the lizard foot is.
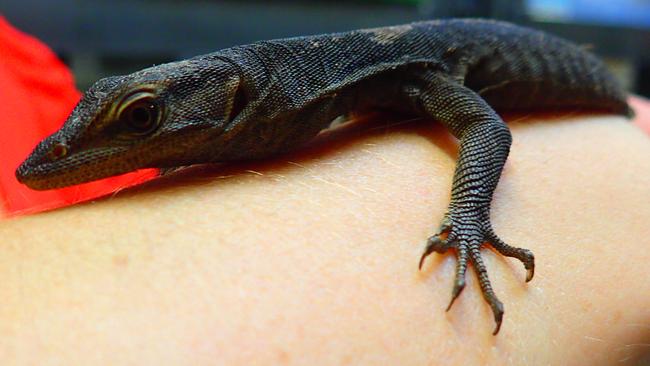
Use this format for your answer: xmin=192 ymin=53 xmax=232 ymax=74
xmin=418 ymin=211 xmax=535 ymax=335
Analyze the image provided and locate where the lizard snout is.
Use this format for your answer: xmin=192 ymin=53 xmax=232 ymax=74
xmin=15 ymin=138 xmax=67 ymax=189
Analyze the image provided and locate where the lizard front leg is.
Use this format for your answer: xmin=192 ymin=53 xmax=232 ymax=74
xmin=409 ymin=72 xmax=535 ymax=335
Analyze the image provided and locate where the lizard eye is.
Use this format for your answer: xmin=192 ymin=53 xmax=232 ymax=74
xmin=117 ymin=91 xmax=162 ymax=135
xmin=121 ymin=100 xmax=160 ymax=134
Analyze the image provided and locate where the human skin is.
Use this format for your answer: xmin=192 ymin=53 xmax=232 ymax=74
xmin=0 ymin=111 xmax=649 ymax=365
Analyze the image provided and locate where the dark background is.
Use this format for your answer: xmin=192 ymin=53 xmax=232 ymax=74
xmin=2 ymin=0 xmax=649 ymax=97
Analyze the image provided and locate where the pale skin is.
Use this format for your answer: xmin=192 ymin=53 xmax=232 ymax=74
xmin=0 ymin=112 xmax=649 ymax=365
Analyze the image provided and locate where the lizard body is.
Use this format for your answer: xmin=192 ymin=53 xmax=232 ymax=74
xmin=16 ymin=19 xmax=630 ymax=334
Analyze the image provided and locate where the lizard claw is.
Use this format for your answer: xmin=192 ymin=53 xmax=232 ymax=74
xmin=486 ymin=229 xmax=535 ymax=282
xmin=419 ymin=235 xmax=449 ymax=270
xmin=418 ymin=220 xmax=455 ymax=270
xmin=420 ymin=212 xmax=533 ymax=335
xmin=526 ymin=266 xmax=534 ymax=283
xmin=491 ymin=299 xmax=504 ymax=335
xmin=445 ymin=257 xmax=466 ymax=311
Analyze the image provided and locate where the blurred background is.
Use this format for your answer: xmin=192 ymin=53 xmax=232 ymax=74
xmin=2 ymin=0 xmax=650 ymax=97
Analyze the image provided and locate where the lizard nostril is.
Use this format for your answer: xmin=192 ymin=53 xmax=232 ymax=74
xmin=49 ymin=142 xmax=69 ymax=160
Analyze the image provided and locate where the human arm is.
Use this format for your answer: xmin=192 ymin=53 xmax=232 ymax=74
xmin=1 ymin=111 xmax=649 ymax=365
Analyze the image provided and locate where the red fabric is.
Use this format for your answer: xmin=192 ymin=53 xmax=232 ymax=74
xmin=0 ymin=17 xmax=158 ymax=216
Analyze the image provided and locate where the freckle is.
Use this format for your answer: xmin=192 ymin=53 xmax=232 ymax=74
xmin=277 ymin=349 xmax=290 ymax=364
xmin=112 ymin=254 xmax=130 ymax=267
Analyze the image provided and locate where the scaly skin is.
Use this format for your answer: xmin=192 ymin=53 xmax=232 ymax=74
xmin=16 ymin=19 xmax=630 ymax=334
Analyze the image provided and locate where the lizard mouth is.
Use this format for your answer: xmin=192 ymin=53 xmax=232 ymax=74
xmin=16 ymin=147 xmax=135 ymax=190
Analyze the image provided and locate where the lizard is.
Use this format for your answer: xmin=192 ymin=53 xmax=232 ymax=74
xmin=15 ymin=18 xmax=631 ymax=334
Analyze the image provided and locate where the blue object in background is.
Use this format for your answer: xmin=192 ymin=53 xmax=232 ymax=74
xmin=527 ymin=0 xmax=650 ymax=28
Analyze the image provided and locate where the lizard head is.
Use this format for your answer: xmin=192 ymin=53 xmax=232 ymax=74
xmin=16 ymin=58 xmax=244 ymax=190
